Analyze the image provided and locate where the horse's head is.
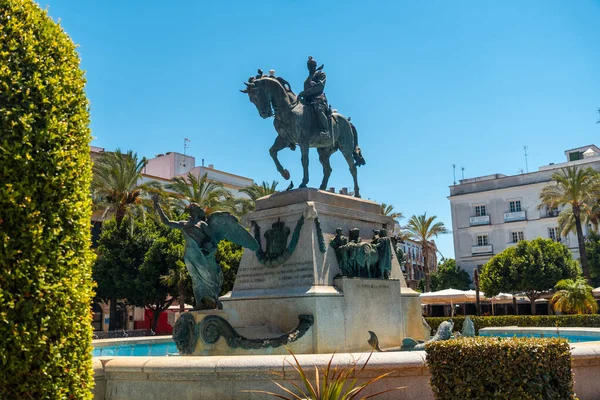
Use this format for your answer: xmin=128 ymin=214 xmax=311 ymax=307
xmin=240 ymin=76 xmax=274 ymax=119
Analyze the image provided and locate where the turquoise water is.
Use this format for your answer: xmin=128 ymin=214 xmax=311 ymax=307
xmin=93 ymin=342 xmax=179 ymax=357
xmin=479 ymin=332 xmax=600 ymax=343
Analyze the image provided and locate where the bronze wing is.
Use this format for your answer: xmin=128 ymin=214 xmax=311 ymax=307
xmin=207 ymin=212 xmax=259 ymax=251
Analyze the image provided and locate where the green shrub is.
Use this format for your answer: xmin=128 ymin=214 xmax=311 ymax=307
xmin=426 ymin=314 xmax=600 ymax=335
xmin=426 ymin=337 xmax=576 ymax=399
xmin=0 ymin=1 xmax=95 ymax=399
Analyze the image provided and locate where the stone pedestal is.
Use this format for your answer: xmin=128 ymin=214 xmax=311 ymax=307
xmin=187 ymin=188 xmax=427 ymax=356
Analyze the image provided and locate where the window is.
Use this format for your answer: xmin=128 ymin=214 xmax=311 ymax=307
xmin=548 ymin=227 xmax=559 ymax=242
xmin=511 ymin=231 xmax=524 ymax=243
xmin=475 ymin=205 xmax=487 ymax=217
xmin=509 ymin=200 xmax=521 ymax=213
xmin=477 ymin=234 xmax=489 ymax=246
xmin=569 ymin=151 xmax=583 ymax=162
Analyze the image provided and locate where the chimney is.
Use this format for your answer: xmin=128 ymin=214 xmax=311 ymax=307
xmin=328 ymin=187 xmax=335 ymax=193
xmin=339 ymin=187 xmax=348 ymax=195
xmin=208 ymin=164 xmax=214 ymax=169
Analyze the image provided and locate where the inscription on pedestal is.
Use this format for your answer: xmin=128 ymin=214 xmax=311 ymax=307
xmin=235 ymin=261 xmax=314 ymax=290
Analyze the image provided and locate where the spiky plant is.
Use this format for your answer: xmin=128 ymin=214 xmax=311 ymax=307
xmin=243 ymin=350 xmax=404 ymax=399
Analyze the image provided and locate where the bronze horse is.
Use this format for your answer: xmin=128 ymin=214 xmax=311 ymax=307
xmin=241 ymin=75 xmax=365 ymax=198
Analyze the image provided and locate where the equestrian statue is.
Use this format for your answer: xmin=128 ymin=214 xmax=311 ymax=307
xmin=241 ymin=56 xmax=366 ymax=198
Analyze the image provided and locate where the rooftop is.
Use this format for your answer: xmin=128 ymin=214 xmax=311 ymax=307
xmin=450 ymin=145 xmax=600 ymax=197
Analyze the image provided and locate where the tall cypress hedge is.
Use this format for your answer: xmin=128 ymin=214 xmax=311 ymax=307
xmin=0 ymin=1 xmax=95 ymax=398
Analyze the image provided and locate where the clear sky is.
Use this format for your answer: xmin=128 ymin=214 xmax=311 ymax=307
xmin=44 ymin=0 xmax=600 ymax=260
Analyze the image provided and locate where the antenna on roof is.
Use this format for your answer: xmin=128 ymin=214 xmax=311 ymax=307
xmin=452 ymin=164 xmax=456 ymax=185
xmin=184 ymin=137 xmax=191 ymax=156
xmin=523 ymin=145 xmax=529 ymax=173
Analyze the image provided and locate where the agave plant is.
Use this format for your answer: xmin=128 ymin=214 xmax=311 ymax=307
xmin=243 ymin=350 xmax=404 ymax=400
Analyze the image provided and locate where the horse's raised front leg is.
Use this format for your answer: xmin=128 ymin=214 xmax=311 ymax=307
xmin=298 ymin=143 xmax=310 ymax=188
xmin=317 ymin=147 xmax=335 ymax=191
xmin=270 ymin=136 xmax=291 ymax=180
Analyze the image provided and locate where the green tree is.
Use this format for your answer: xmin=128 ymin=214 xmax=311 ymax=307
xmin=381 ymin=203 xmax=403 ymax=221
xmin=430 ymin=259 xmax=471 ymax=291
xmin=239 ymin=180 xmax=279 ymax=201
xmin=551 ymin=278 xmax=599 ymax=315
xmin=0 ymin=1 xmax=95 ymax=397
xmin=166 ymin=172 xmax=230 ymax=214
xmin=539 ymin=166 xmax=599 ymax=281
xmin=585 ymin=232 xmax=600 ymax=287
xmin=132 ymin=222 xmax=184 ymax=332
xmin=480 ymin=238 xmax=579 ymax=315
xmin=94 ymin=216 xmax=186 ymax=332
xmin=93 ymin=218 xmax=155 ymax=330
xmin=92 ymin=148 xmax=161 ymax=228
xmin=217 ymin=240 xmax=245 ymax=295
xmin=160 ymin=260 xmax=193 ymax=312
xmin=406 ymin=213 xmax=448 ymax=292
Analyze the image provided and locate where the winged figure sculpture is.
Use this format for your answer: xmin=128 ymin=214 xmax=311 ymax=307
xmin=153 ymin=196 xmax=258 ymax=309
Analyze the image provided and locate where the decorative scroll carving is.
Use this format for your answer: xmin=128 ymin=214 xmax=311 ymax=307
xmin=199 ymin=314 xmax=314 ymax=350
xmin=251 ymin=215 xmax=304 ymax=268
xmin=172 ymin=313 xmax=199 ymax=355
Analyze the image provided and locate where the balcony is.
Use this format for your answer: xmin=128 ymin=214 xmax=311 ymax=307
xmin=472 ymin=245 xmax=493 ymax=255
xmin=541 ymin=208 xmax=560 ymax=218
xmin=470 ymin=215 xmax=490 ymax=226
xmin=504 ymin=210 xmax=526 ymax=223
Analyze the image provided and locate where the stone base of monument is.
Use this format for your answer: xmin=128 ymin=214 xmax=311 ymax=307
xmin=185 ymin=188 xmax=428 ymax=356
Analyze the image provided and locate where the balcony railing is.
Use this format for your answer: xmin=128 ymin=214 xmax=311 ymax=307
xmin=470 ymin=215 xmax=490 ymax=226
xmin=504 ymin=210 xmax=526 ymax=222
xmin=472 ymin=245 xmax=493 ymax=255
xmin=541 ymin=208 xmax=560 ymax=218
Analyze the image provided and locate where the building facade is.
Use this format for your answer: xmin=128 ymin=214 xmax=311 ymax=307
xmin=398 ymin=238 xmax=438 ymax=289
xmin=449 ymin=145 xmax=600 ymax=277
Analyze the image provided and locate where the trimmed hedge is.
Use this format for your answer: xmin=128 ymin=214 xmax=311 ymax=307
xmin=0 ymin=1 xmax=95 ymax=399
xmin=426 ymin=315 xmax=600 ymax=335
xmin=426 ymin=337 xmax=576 ymax=399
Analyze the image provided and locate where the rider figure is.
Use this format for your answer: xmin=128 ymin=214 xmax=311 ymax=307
xmin=298 ymin=56 xmax=329 ymax=141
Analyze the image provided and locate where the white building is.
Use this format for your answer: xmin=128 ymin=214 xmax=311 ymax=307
xmin=141 ymin=151 xmax=254 ymax=196
xmin=449 ymin=145 xmax=600 ymax=277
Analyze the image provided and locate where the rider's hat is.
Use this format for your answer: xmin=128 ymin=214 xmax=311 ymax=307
xmin=307 ymin=56 xmax=317 ymax=68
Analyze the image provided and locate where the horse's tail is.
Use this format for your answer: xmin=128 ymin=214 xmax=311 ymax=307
xmin=350 ymin=122 xmax=366 ymax=167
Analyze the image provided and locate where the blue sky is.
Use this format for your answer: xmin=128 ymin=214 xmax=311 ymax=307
xmin=44 ymin=0 xmax=600 ymax=260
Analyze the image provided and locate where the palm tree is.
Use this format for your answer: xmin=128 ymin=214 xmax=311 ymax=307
xmin=160 ymin=260 xmax=191 ymax=313
xmin=381 ymin=203 xmax=403 ymax=221
xmin=405 ymin=213 xmax=448 ymax=292
xmin=92 ymin=148 xmax=161 ymax=228
xmin=166 ymin=172 xmax=230 ymax=214
xmin=220 ymin=196 xmax=255 ymax=219
xmin=551 ymin=277 xmax=599 ymax=314
xmin=556 ymin=200 xmax=600 ymax=237
xmin=539 ymin=166 xmax=600 ymax=281
xmin=240 ymin=180 xmax=279 ymax=202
